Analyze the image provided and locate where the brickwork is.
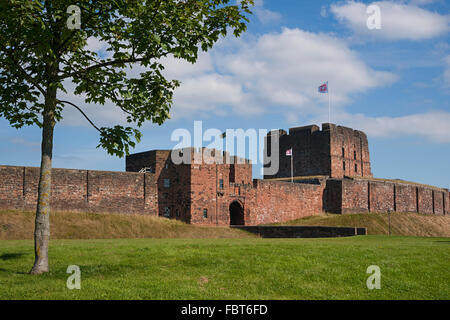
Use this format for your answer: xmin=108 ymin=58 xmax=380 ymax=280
xmin=326 ymin=177 xmax=449 ymax=216
xmin=340 ymin=179 xmax=369 ymax=214
xmin=417 ymin=187 xmax=433 ymax=215
xmin=0 ymin=165 xmax=157 ymax=215
xmin=395 ymin=184 xmax=418 ymax=213
xmin=445 ymin=191 xmax=449 ymax=215
xmin=246 ymin=180 xmax=325 ymax=225
xmin=1 ymin=123 xmax=448 ymax=226
xmin=433 ymin=190 xmax=444 ymax=215
xmin=264 ymin=123 xmax=372 ymax=179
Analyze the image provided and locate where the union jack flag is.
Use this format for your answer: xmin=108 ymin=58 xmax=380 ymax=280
xmin=318 ymin=82 xmax=328 ymax=93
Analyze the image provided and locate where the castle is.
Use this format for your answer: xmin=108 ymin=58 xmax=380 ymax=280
xmin=0 ymin=123 xmax=448 ymax=225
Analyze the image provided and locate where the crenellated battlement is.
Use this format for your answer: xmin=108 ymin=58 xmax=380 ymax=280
xmin=264 ymin=123 xmax=372 ymax=179
xmin=0 ymin=123 xmax=446 ymax=227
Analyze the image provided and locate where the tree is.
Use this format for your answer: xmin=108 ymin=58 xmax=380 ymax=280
xmin=0 ymin=0 xmax=253 ymax=274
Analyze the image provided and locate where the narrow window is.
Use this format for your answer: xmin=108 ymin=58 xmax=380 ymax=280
xmin=203 ymin=208 xmax=208 ymax=218
xmin=343 ymin=161 xmax=346 ymax=172
xmin=354 ymin=151 xmax=357 ymax=160
xmin=342 ymin=147 xmax=345 ymax=157
xmin=164 ymin=178 xmax=170 ymax=188
xmin=355 ymin=164 xmax=358 ymax=173
xmin=219 ymin=179 xmax=224 ymax=189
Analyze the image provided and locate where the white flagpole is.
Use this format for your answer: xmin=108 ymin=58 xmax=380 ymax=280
xmin=328 ymin=82 xmax=331 ymax=124
xmin=290 ymin=149 xmax=294 ymax=183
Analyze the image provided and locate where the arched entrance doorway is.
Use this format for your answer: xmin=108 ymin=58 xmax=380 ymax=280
xmin=229 ymin=201 xmax=244 ymax=225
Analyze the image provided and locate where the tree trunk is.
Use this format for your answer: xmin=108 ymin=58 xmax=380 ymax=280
xmin=30 ymin=86 xmax=56 ymax=275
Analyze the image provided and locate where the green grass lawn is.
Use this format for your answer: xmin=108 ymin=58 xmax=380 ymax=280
xmin=0 ymin=236 xmax=449 ymax=300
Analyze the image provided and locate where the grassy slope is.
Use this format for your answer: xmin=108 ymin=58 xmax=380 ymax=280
xmin=0 ymin=210 xmax=256 ymax=240
xmin=272 ymin=212 xmax=450 ymax=237
xmin=2 ymin=210 xmax=449 ymax=240
xmin=0 ymin=236 xmax=449 ymax=299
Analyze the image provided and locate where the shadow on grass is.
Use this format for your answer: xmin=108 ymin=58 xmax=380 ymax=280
xmin=0 ymin=253 xmax=25 ymax=260
xmin=0 ymin=268 xmax=28 ymax=275
xmin=0 ymin=253 xmax=30 ymax=274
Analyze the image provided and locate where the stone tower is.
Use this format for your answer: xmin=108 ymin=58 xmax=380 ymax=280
xmin=264 ymin=123 xmax=372 ymax=179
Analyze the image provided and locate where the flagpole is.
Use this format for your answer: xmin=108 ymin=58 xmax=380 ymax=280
xmin=291 ymin=149 xmax=294 ymax=183
xmin=328 ymin=82 xmax=331 ymax=124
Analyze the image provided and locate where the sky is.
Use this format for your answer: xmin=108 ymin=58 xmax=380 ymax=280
xmin=1 ymin=0 xmax=449 ymax=188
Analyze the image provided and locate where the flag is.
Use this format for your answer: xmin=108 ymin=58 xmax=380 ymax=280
xmin=318 ymin=82 xmax=328 ymax=93
xmin=286 ymin=148 xmax=292 ymax=156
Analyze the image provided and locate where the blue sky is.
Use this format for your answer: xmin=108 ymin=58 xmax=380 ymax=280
xmin=1 ymin=0 xmax=449 ymax=188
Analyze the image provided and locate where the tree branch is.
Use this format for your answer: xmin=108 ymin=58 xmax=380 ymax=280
xmin=56 ymin=99 xmax=101 ymax=132
xmin=59 ymin=57 xmax=147 ymax=79
xmin=56 ymin=3 xmax=105 ymax=56
xmin=0 ymin=41 xmax=46 ymax=96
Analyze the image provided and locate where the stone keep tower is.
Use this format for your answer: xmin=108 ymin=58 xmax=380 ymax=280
xmin=264 ymin=123 xmax=372 ymax=179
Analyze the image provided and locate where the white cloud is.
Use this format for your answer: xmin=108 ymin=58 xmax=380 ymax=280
xmin=253 ymin=0 xmax=282 ymax=24
xmin=59 ymin=28 xmax=450 ymax=144
xmin=173 ymin=74 xmax=245 ymax=115
xmin=169 ymin=28 xmax=396 ymax=119
xmin=331 ymin=1 xmax=450 ymax=40
xmin=59 ymin=79 xmax=130 ymax=128
xmin=60 ymin=27 xmax=397 ymax=127
xmin=85 ymin=37 xmax=111 ymax=58
xmin=333 ymin=111 xmax=450 ymax=143
xmin=159 ymin=53 xmax=214 ymax=78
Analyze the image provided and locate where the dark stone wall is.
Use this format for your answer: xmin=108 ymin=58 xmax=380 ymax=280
xmin=233 ymin=226 xmax=367 ymax=238
xmin=324 ymin=179 xmax=342 ymax=213
xmin=264 ymin=125 xmax=330 ymax=179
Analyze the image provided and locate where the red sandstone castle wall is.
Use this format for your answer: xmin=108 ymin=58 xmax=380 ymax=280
xmin=0 ymin=166 xmax=25 ymax=210
xmin=246 ymin=180 xmax=324 ymax=225
xmin=189 ymin=160 xmax=253 ymax=226
xmin=395 ymin=184 xmax=417 ymax=213
xmin=189 ymin=162 xmax=223 ymax=225
xmin=417 ymin=187 xmax=433 ymax=214
xmin=265 ymin=123 xmax=372 ymax=180
xmin=1 ymin=162 xmax=447 ymax=226
xmin=187 ymin=160 xmax=324 ymax=226
xmin=0 ymin=165 xmax=158 ymax=215
xmin=333 ymin=177 xmax=448 ymax=216
xmin=369 ymin=181 xmax=395 ymax=213
xmin=341 ymin=179 xmax=369 ymax=213
xmin=328 ymin=124 xmax=372 ymax=178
